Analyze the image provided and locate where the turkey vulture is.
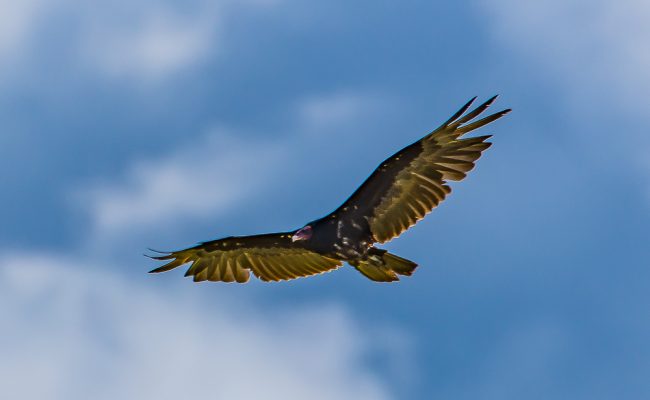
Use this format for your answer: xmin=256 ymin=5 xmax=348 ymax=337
xmin=148 ymin=96 xmax=510 ymax=283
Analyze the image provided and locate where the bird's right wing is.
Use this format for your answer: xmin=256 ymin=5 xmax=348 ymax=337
xmin=148 ymin=232 xmax=342 ymax=283
xmin=335 ymin=96 xmax=510 ymax=243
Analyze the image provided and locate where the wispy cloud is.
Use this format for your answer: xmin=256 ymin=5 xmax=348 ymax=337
xmin=0 ymin=0 xmax=288 ymax=85
xmin=479 ymin=0 xmax=650 ymax=113
xmin=298 ymin=91 xmax=389 ymax=131
xmin=478 ymin=0 xmax=650 ymax=202
xmin=81 ymin=131 xmax=286 ymax=237
xmin=79 ymin=89 xmax=391 ymax=238
xmin=81 ymin=5 xmax=218 ymax=83
xmin=0 ymin=252 xmax=399 ymax=400
xmin=0 ymin=0 xmax=44 ymax=58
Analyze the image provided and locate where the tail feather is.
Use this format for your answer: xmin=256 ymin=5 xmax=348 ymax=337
xmin=383 ymin=252 xmax=418 ymax=276
xmin=352 ymin=249 xmax=418 ymax=282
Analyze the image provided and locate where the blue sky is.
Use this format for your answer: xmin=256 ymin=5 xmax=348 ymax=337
xmin=1 ymin=0 xmax=649 ymax=399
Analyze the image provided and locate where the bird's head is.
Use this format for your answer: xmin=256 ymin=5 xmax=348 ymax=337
xmin=292 ymin=225 xmax=313 ymax=242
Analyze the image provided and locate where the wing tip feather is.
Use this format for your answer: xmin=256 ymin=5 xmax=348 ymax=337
xmin=439 ymin=96 xmax=477 ymax=127
xmin=148 ymin=263 xmax=176 ymax=274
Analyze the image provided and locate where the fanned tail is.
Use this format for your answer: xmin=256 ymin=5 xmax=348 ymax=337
xmin=352 ymin=248 xmax=418 ymax=282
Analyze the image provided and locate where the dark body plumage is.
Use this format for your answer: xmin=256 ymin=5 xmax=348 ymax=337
xmin=149 ymin=96 xmax=510 ymax=283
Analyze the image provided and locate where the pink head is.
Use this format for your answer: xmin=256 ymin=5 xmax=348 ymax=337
xmin=292 ymin=225 xmax=313 ymax=242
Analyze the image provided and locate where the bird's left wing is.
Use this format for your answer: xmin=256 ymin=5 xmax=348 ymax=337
xmin=148 ymin=232 xmax=342 ymax=283
xmin=335 ymin=96 xmax=510 ymax=243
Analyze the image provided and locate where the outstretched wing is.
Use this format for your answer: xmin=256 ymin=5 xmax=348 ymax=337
xmin=336 ymin=96 xmax=510 ymax=243
xmin=148 ymin=232 xmax=342 ymax=283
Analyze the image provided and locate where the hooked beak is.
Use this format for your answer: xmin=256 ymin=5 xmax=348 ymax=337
xmin=292 ymin=225 xmax=313 ymax=242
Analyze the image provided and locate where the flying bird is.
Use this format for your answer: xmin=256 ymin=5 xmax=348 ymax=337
xmin=148 ymin=96 xmax=510 ymax=283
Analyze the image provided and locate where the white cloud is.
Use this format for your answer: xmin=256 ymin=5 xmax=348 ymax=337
xmin=0 ymin=0 xmax=220 ymax=84
xmin=478 ymin=0 xmax=650 ymax=203
xmin=80 ymin=90 xmax=392 ymax=238
xmin=79 ymin=2 xmax=219 ymax=83
xmin=0 ymin=252 xmax=400 ymax=400
xmin=82 ymin=131 xmax=286 ymax=237
xmin=0 ymin=0 xmax=45 ymax=58
xmin=298 ymin=91 xmax=387 ymax=130
xmin=479 ymin=0 xmax=650 ymax=113
xmin=0 ymin=0 xmax=288 ymax=85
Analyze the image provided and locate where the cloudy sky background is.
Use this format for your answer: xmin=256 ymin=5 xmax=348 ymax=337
xmin=1 ymin=1 xmax=649 ymax=399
